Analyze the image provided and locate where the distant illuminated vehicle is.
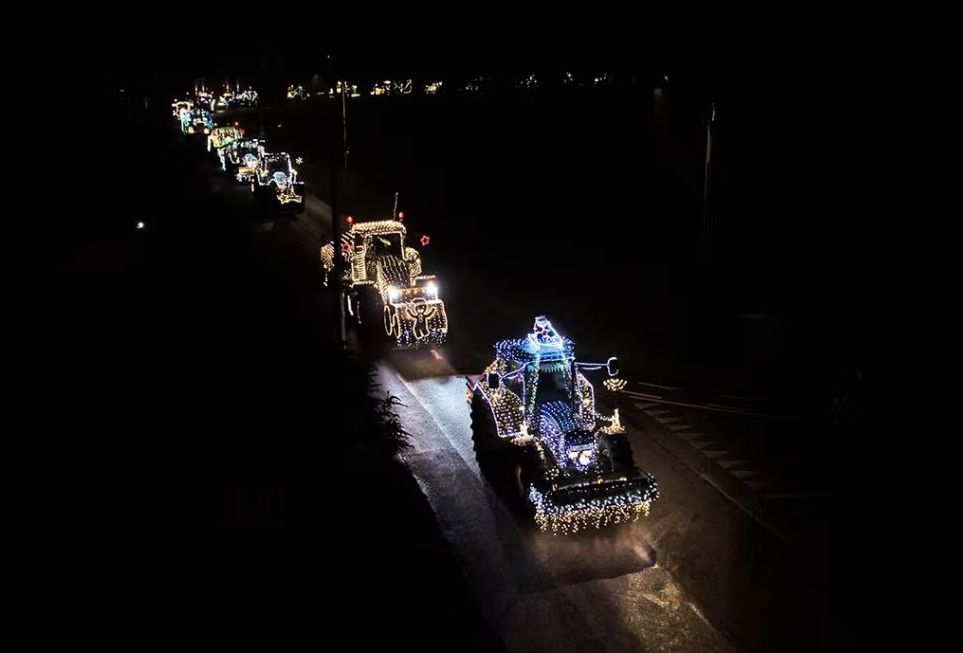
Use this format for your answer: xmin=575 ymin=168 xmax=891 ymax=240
xmin=234 ymin=88 xmax=258 ymax=107
xmin=207 ymin=125 xmax=243 ymax=153
xmin=221 ymin=137 xmax=264 ymax=182
xmin=212 ymin=90 xmax=234 ymax=110
xmin=171 ymin=99 xmax=192 ymax=119
xmin=514 ymin=73 xmax=538 ymax=89
xmin=182 ymin=108 xmax=214 ymax=136
xmin=320 ymin=217 xmax=448 ymax=347
xmin=467 ymin=317 xmax=659 ymax=534
xmin=251 ymin=151 xmax=304 ymax=213
xmin=287 ymin=85 xmax=308 ymax=101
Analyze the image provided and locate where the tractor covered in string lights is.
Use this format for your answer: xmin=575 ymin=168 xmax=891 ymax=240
xmin=251 ymin=151 xmax=304 ymax=213
xmin=207 ymin=125 xmax=243 ymax=154
xmin=234 ymin=87 xmax=258 ymax=107
xmin=467 ymin=317 xmax=658 ymax=534
xmin=182 ymin=108 xmax=214 ymax=136
xmin=221 ymin=138 xmax=264 ymax=182
xmin=320 ymin=218 xmax=448 ymax=347
xmin=172 ymin=100 xmax=192 ymax=121
xmin=287 ymin=84 xmax=308 ymax=101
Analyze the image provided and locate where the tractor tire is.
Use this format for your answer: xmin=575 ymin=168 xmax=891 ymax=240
xmin=471 ymin=394 xmax=535 ymax=516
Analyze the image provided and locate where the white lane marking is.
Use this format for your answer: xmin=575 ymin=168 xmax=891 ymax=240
xmin=763 ymin=492 xmax=822 ymax=501
xmin=636 ymin=380 xmax=682 ymax=391
xmin=625 ymin=391 xmax=790 ymax=418
xmin=677 ymin=432 xmax=707 ymax=441
xmin=619 ymin=401 xmax=797 ymax=551
xmin=632 ymin=391 xmax=663 ymax=400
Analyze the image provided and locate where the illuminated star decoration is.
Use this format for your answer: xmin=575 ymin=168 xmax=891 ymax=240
xmin=341 ymin=241 xmax=352 ymax=254
xmin=420 ymin=234 xmax=430 ymax=247
xmin=295 ymin=157 xmax=303 ymax=165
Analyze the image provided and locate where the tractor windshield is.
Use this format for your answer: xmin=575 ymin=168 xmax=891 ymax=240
xmin=369 ymin=232 xmax=403 ymax=258
xmin=534 ymin=362 xmax=571 ymax=405
xmin=262 ymin=156 xmax=291 ymax=176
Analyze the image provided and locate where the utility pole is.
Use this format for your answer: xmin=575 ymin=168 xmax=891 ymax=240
xmin=341 ymin=81 xmax=349 ymax=169
xmin=702 ymin=102 xmax=716 ymax=263
xmin=331 ymin=78 xmax=347 ymax=347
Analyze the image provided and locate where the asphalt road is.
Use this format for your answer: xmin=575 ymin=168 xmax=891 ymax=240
xmin=233 ymin=174 xmax=827 ymax=652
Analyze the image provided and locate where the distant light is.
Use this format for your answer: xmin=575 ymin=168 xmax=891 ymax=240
xmin=387 ymin=286 xmax=401 ymax=302
xmin=664 ymin=74 xmax=669 ymax=82
xmin=136 ymin=221 xmax=145 ymax=230
xmin=276 ymin=123 xmax=282 ymax=128
xmin=346 ymin=215 xmax=353 ymax=225
xmin=397 ymin=211 xmax=405 ymax=221
xmin=234 ymin=121 xmax=239 ymax=126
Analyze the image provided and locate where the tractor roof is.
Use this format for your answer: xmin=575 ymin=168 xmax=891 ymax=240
xmin=350 ymin=220 xmax=406 ymax=236
xmin=495 ymin=316 xmax=575 ymax=365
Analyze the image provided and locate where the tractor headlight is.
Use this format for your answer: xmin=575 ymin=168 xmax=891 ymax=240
xmin=387 ymin=286 xmax=401 ymax=303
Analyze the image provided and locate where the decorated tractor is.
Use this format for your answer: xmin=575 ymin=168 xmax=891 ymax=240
xmin=251 ymin=151 xmax=304 ymax=213
xmin=320 ymin=219 xmax=448 ymax=347
xmin=234 ymin=87 xmax=258 ymax=107
xmin=182 ymin=108 xmax=214 ymax=136
xmin=171 ymin=100 xmax=192 ymax=120
xmin=467 ymin=317 xmax=658 ymax=534
xmin=207 ymin=125 xmax=243 ymax=153
xmin=221 ymin=138 xmax=264 ymax=182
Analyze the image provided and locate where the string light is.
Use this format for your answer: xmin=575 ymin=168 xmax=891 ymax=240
xmin=252 ymin=152 xmax=303 ymax=206
xmin=603 ymin=378 xmax=627 ymax=392
xmin=223 ymin=140 xmax=265 ymax=183
xmin=207 ymin=126 xmax=242 ymax=153
xmin=469 ymin=317 xmax=659 ymax=534
xmin=320 ymin=219 xmax=448 ymax=346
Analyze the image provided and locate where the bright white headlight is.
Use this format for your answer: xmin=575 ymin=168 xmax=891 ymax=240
xmin=387 ymin=286 xmax=400 ymax=302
